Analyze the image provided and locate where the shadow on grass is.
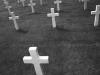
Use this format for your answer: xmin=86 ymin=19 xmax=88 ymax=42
xmin=56 ymin=25 xmax=95 ymax=32
xmin=16 ymin=29 xmax=28 ymax=33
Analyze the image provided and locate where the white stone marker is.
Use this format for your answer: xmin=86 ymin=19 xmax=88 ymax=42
xmin=83 ymin=0 xmax=89 ymax=10
xmin=20 ymin=0 xmax=25 ymax=7
xmin=47 ymin=8 xmax=59 ymax=28
xmin=79 ymin=0 xmax=89 ymax=10
xmin=54 ymin=0 xmax=62 ymax=11
xmin=30 ymin=0 xmax=33 ymax=2
xmin=9 ymin=12 xmax=19 ymax=30
xmin=3 ymin=0 xmax=9 ymax=6
xmin=28 ymin=1 xmax=36 ymax=13
xmin=17 ymin=0 xmax=20 ymax=3
xmin=91 ymin=5 xmax=100 ymax=27
xmin=40 ymin=0 xmax=43 ymax=5
xmin=5 ymin=5 xmax=12 ymax=15
xmin=23 ymin=47 xmax=49 ymax=75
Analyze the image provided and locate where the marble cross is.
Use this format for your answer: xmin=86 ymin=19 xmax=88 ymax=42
xmin=54 ymin=0 xmax=62 ymax=11
xmin=91 ymin=5 xmax=100 ymax=26
xmin=28 ymin=1 xmax=36 ymax=13
xmin=47 ymin=8 xmax=59 ymax=28
xmin=9 ymin=12 xmax=19 ymax=30
xmin=3 ymin=0 xmax=9 ymax=6
xmin=20 ymin=0 xmax=26 ymax=7
xmin=40 ymin=0 xmax=43 ymax=5
xmin=5 ymin=5 xmax=12 ymax=15
xmin=23 ymin=47 xmax=49 ymax=75
xmin=17 ymin=0 xmax=20 ymax=3
xmin=79 ymin=0 xmax=89 ymax=10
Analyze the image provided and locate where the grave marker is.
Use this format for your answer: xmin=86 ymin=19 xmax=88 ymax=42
xmin=91 ymin=5 xmax=100 ymax=26
xmin=20 ymin=0 xmax=25 ymax=7
xmin=5 ymin=5 xmax=12 ymax=15
xmin=54 ymin=0 xmax=62 ymax=11
xmin=79 ymin=0 xmax=89 ymax=10
xmin=23 ymin=47 xmax=49 ymax=75
xmin=47 ymin=8 xmax=59 ymax=28
xmin=30 ymin=0 xmax=33 ymax=2
xmin=40 ymin=0 xmax=43 ymax=5
xmin=9 ymin=12 xmax=19 ymax=30
xmin=28 ymin=1 xmax=36 ymax=13
xmin=3 ymin=0 xmax=9 ymax=6
xmin=17 ymin=0 xmax=20 ymax=3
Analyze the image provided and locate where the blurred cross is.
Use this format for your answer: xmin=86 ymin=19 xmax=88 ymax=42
xmin=54 ymin=0 xmax=62 ymax=11
xmin=5 ymin=5 xmax=12 ymax=15
xmin=47 ymin=8 xmax=59 ymax=28
xmin=28 ymin=1 xmax=36 ymax=13
xmin=91 ymin=5 xmax=100 ymax=27
xmin=3 ymin=0 xmax=9 ymax=6
xmin=79 ymin=0 xmax=89 ymax=10
xmin=9 ymin=12 xmax=19 ymax=30
xmin=40 ymin=0 xmax=43 ymax=5
xmin=17 ymin=0 xmax=20 ymax=3
xmin=23 ymin=47 xmax=49 ymax=75
xmin=20 ymin=0 xmax=26 ymax=7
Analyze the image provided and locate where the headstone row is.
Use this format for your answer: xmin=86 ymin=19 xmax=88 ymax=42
xmin=2 ymin=0 xmax=62 ymax=30
xmin=2 ymin=0 xmax=100 ymax=31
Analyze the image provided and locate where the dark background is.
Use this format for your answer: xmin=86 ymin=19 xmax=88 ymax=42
xmin=0 ymin=0 xmax=100 ymax=75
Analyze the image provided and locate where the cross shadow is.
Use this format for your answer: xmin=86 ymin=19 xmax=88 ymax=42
xmin=54 ymin=10 xmax=65 ymax=13
xmin=56 ymin=26 xmax=70 ymax=32
xmin=27 ymin=12 xmax=43 ymax=15
xmin=16 ymin=29 xmax=28 ymax=33
xmin=94 ymin=26 xmax=100 ymax=32
xmin=56 ymin=25 xmax=95 ymax=32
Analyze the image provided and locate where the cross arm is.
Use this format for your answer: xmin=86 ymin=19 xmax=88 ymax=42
xmin=20 ymin=0 xmax=25 ymax=2
xmin=28 ymin=3 xmax=31 ymax=6
xmin=55 ymin=13 xmax=59 ymax=16
xmin=54 ymin=1 xmax=57 ymax=4
xmin=9 ymin=17 xmax=13 ymax=20
xmin=82 ymin=0 xmax=89 ymax=2
xmin=91 ymin=11 xmax=96 ymax=15
xmin=39 ymin=56 xmax=49 ymax=64
xmin=15 ymin=16 xmax=19 ymax=19
xmin=91 ymin=11 xmax=100 ymax=15
xmin=5 ymin=6 xmax=12 ymax=8
xmin=23 ymin=56 xmax=33 ymax=64
xmin=54 ymin=1 xmax=62 ymax=4
xmin=47 ymin=13 xmax=52 ymax=17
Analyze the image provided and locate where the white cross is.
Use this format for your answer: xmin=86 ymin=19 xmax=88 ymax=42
xmin=30 ymin=0 xmax=33 ymax=2
xmin=17 ymin=0 xmax=20 ymax=3
xmin=54 ymin=0 xmax=62 ymax=11
xmin=3 ymin=0 xmax=9 ymax=6
xmin=5 ymin=5 xmax=12 ymax=15
xmin=47 ymin=8 xmax=59 ymax=28
xmin=9 ymin=12 xmax=19 ymax=30
xmin=80 ymin=0 xmax=89 ymax=10
xmin=91 ymin=5 xmax=100 ymax=27
xmin=28 ymin=1 xmax=36 ymax=13
xmin=23 ymin=47 xmax=49 ymax=75
xmin=20 ymin=0 xmax=26 ymax=7
xmin=40 ymin=0 xmax=43 ymax=5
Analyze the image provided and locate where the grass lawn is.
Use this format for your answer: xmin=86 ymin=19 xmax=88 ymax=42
xmin=0 ymin=0 xmax=100 ymax=75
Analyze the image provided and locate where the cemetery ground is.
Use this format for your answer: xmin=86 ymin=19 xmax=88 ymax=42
xmin=0 ymin=0 xmax=100 ymax=75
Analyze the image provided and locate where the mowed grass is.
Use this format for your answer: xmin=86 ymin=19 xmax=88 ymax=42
xmin=0 ymin=0 xmax=100 ymax=75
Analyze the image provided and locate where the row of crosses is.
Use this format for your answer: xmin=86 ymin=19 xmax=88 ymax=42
xmin=2 ymin=0 xmax=62 ymax=30
xmin=17 ymin=0 xmax=42 ymax=6
xmin=2 ymin=0 xmax=100 ymax=31
xmin=17 ymin=0 xmax=62 ymax=12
